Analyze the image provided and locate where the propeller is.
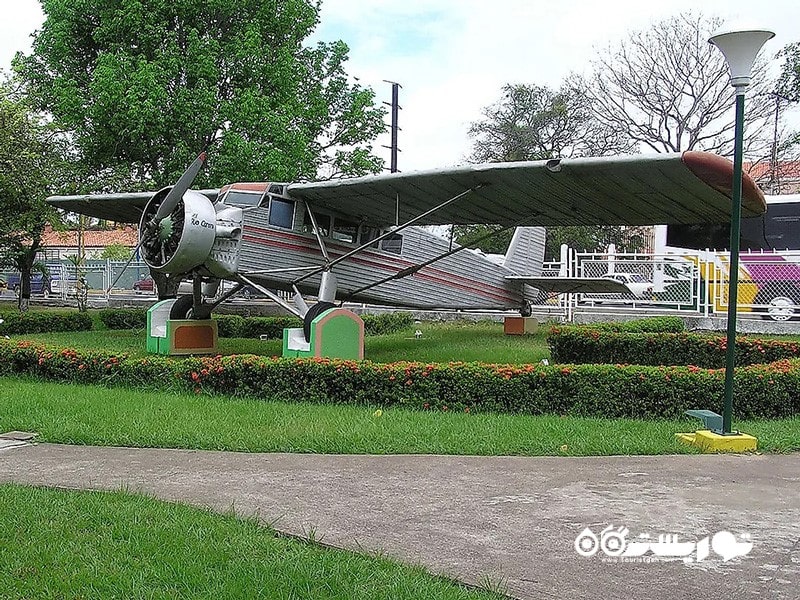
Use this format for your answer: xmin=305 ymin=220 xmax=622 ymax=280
xmin=152 ymin=152 xmax=207 ymax=223
xmin=105 ymin=153 xmax=208 ymax=294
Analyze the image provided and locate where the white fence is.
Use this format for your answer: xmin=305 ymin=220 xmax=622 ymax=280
xmin=530 ymin=246 xmax=800 ymax=323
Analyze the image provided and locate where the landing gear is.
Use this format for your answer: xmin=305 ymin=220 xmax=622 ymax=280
xmin=519 ymin=300 xmax=533 ymax=317
xmin=169 ymin=294 xmax=212 ymax=320
xmin=303 ymin=301 xmax=336 ymax=342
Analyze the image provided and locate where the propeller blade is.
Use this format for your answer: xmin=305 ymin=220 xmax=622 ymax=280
xmin=153 ymin=152 xmax=207 ymax=222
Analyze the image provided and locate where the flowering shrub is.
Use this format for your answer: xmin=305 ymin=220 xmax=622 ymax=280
xmin=2 ymin=338 xmax=797 ymax=419
xmin=548 ymin=327 xmax=800 ymax=368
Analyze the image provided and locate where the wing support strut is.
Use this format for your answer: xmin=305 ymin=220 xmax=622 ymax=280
xmin=237 ymin=275 xmax=304 ymax=318
xmin=291 ymin=184 xmax=484 ymax=287
xmin=302 ymin=200 xmax=330 ymax=262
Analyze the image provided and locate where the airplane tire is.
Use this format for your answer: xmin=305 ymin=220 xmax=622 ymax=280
xmin=519 ymin=300 xmax=533 ymax=317
xmin=169 ymin=294 xmax=196 ymax=320
xmin=303 ymin=301 xmax=336 ymax=342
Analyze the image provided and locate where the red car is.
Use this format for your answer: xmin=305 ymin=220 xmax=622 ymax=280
xmin=132 ymin=276 xmax=155 ymax=292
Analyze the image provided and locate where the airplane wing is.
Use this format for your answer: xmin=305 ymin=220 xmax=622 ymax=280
xmin=288 ymin=151 xmax=766 ymax=227
xmin=506 ymin=276 xmax=631 ymax=294
xmin=46 ymin=189 xmax=220 ymax=223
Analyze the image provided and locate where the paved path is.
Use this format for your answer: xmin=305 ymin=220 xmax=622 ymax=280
xmin=1 ymin=443 xmax=798 ymax=600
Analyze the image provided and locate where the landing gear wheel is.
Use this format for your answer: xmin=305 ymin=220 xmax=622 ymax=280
xmin=767 ymin=296 xmax=796 ymax=322
xmin=303 ymin=301 xmax=336 ymax=342
xmin=519 ymin=300 xmax=533 ymax=317
xmin=169 ymin=294 xmax=212 ymax=320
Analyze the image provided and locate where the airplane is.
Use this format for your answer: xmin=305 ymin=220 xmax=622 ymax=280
xmin=48 ymin=150 xmax=766 ymax=339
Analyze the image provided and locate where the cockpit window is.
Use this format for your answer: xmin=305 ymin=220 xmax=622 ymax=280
xmin=268 ymin=197 xmax=295 ymax=229
xmin=224 ymin=190 xmax=263 ymax=207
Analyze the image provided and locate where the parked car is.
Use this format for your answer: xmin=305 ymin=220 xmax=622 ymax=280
xmin=6 ymin=273 xmax=51 ymax=297
xmin=601 ymin=272 xmax=654 ymax=299
xmin=133 ymin=276 xmax=155 ymax=292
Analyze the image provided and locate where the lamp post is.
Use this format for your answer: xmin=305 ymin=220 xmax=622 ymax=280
xmin=709 ymin=29 xmax=774 ymax=434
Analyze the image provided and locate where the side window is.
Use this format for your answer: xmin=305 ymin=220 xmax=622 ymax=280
xmin=302 ymin=208 xmax=330 ymax=237
xmin=268 ymin=197 xmax=295 ymax=229
xmin=380 ymin=233 xmax=403 ymax=254
xmin=332 ymin=218 xmax=359 ymax=244
xmin=359 ymin=226 xmax=381 ymax=248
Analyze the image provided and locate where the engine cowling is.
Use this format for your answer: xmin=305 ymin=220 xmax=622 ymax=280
xmin=139 ymin=188 xmax=217 ymax=274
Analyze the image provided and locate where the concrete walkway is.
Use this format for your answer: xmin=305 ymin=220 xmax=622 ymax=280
xmin=1 ymin=442 xmax=798 ymax=600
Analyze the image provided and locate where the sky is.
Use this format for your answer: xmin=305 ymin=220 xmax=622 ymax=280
xmin=2 ymin=0 xmax=800 ymax=172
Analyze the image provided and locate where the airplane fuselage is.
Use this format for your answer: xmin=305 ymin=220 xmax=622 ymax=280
xmin=220 ymin=182 xmax=536 ymax=310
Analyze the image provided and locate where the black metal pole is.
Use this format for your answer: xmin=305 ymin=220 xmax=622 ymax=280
xmin=390 ymin=82 xmax=400 ymax=173
xmin=722 ymin=91 xmax=746 ymax=435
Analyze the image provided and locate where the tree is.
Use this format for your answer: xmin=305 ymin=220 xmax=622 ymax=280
xmin=543 ymin=225 xmax=647 ymax=261
xmin=100 ymin=243 xmax=132 ymax=261
xmin=586 ymin=13 xmax=774 ymax=160
xmin=465 ymin=81 xmax=636 ymax=257
xmin=15 ymin=0 xmax=386 ymax=191
xmin=468 ymin=80 xmax=634 ymax=163
xmin=0 ymin=80 xmax=66 ymax=311
xmin=778 ymin=42 xmax=800 ymax=103
xmin=775 ymin=42 xmax=800 ymax=162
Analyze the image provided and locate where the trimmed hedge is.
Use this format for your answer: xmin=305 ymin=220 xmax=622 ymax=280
xmin=0 ymin=311 xmax=93 ymax=335
xmin=1 ymin=338 xmax=797 ymax=419
xmin=548 ymin=327 xmax=800 ymax=368
xmin=97 ymin=308 xmax=147 ymax=330
xmin=98 ymin=308 xmax=414 ymax=339
xmin=583 ymin=316 xmax=685 ymax=333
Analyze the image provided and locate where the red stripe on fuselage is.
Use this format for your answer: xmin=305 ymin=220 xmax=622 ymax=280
xmin=241 ymin=227 xmax=519 ymax=304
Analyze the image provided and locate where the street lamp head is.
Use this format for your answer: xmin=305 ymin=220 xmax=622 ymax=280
xmin=709 ymin=29 xmax=775 ymax=91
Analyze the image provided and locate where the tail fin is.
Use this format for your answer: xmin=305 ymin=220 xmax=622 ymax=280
xmin=503 ymin=227 xmax=546 ymax=275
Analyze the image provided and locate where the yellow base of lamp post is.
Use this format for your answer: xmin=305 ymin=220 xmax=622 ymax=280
xmin=675 ymin=430 xmax=758 ymax=453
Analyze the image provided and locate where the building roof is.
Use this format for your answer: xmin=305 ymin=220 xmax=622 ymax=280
xmin=42 ymin=225 xmax=138 ymax=248
xmin=745 ymin=161 xmax=800 ymax=181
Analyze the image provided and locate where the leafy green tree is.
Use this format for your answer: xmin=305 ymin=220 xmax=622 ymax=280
xmin=100 ymin=243 xmax=132 ymax=261
xmin=778 ymin=42 xmax=800 ymax=101
xmin=468 ymin=80 xmax=634 ymax=163
xmin=776 ymin=42 xmax=800 ymax=155
xmin=452 ymin=225 xmax=513 ymax=255
xmin=0 ymin=81 xmax=66 ymax=311
xmin=544 ymin=225 xmax=647 ymax=261
xmin=15 ymin=0 xmax=386 ymax=191
xmin=466 ymin=80 xmax=635 ymax=257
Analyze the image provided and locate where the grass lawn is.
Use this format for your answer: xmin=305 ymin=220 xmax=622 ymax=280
xmin=15 ymin=320 xmax=553 ymax=364
xmin=0 ymin=484 xmax=502 ymax=600
xmin=2 ymin=377 xmax=798 ymax=455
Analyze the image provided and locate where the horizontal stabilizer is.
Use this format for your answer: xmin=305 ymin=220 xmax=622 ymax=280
xmin=506 ymin=276 xmax=630 ymax=294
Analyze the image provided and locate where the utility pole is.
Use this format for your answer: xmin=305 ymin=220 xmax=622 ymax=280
xmin=382 ymin=81 xmax=402 ymax=173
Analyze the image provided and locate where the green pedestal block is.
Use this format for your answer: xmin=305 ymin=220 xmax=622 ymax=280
xmin=282 ymin=308 xmax=364 ymax=360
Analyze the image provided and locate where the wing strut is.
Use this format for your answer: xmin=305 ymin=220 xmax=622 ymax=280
xmin=302 ymin=200 xmax=331 ymax=262
xmin=237 ymin=275 xmax=304 ymax=318
xmin=342 ymin=217 xmax=527 ymax=302
xmin=292 ymin=184 xmax=483 ymax=287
